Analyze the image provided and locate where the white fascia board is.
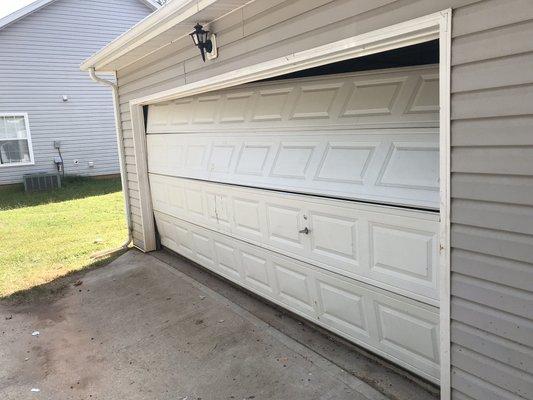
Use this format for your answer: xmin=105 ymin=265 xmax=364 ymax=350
xmin=81 ymin=0 xmax=251 ymax=72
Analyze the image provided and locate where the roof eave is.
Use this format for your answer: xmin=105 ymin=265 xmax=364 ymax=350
xmin=80 ymin=0 xmax=198 ymax=72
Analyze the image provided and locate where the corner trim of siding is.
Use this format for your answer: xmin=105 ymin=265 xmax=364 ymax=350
xmin=438 ymin=9 xmax=453 ymax=400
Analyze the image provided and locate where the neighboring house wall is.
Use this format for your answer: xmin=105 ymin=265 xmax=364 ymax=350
xmin=0 ymin=0 xmax=153 ymax=184
xmin=112 ymin=1 xmax=533 ymax=399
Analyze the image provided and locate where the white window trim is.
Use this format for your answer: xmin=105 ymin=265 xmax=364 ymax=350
xmin=128 ymin=10 xmax=452 ymax=398
xmin=0 ymin=112 xmax=35 ymax=168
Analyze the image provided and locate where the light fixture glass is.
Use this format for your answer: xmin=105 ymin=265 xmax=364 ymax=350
xmin=189 ymin=23 xmax=213 ymax=62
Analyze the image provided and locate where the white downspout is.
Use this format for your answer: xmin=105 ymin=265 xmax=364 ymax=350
xmin=88 ymin=67 xmax=133 ymax=257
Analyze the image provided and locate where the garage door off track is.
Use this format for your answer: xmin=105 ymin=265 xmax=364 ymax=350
xmin=145 ymin=65 xmax=441 ymax=382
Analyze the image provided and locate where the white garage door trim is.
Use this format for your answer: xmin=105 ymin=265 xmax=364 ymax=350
xmin=128 ymin=10 xmax=452 ymax=397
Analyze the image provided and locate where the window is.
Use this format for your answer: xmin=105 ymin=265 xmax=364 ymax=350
xmin=0 ymin=113 xmax=34 ymax=166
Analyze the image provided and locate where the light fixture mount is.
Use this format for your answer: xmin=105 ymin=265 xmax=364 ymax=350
xmin=190 ymin=23 xmax=217 ymax=62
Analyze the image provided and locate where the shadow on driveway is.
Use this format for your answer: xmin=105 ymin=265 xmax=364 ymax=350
xmin=0 ymin=250 xmax=437 ymax=400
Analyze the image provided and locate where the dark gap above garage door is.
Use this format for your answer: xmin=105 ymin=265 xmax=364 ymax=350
xmin=259 ymin=40 xmax=439 ymax=82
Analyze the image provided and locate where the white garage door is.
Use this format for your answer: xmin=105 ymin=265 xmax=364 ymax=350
xmin=146 ymin=65 xmax=441 ymax=382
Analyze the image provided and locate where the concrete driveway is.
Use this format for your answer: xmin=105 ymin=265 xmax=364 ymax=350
xmin=0 ymin=250 xmax=437 ymax=400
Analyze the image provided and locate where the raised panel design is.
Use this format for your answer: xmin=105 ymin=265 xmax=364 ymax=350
xmin=192 ymin=232 xmax=214 ymax=266
xmin=236 ymin=144 xmax=271 ymax=176
xmin=146 ymin=65 xmax=438 ymax=133
xmin=266 ymin=204 xmax=303 ymax=248
xmin=150 ymin=179 xmax=168 ymax=210
xmin=147 ymin=103 xmax=170 ymax=130
xmin=274 ymin=263 xmax=314 ymax=314
xmin=315 ymin=142 xmax=377 ymax=184
xmin=375 ymin=302 xmax=439 ymax=363
xmin=209 ymin=145 xmax=235 ymax=172
xmin=378 ymin=143 xmax=439 ymax=191
xmin=146 ymin=137 xmax=169 ymax=172
xmin=407 ymin=74 xmax=439 ymax=113
xmin=206 ymin=192 xmax=230 ymax=225
xmin=193 ymin=95 xmax=220 ymax=123
xmin=214 ymin=241 xmax=240 ymax=279
xmin=146 ymin=131 xmax=439 ymax=209
xmin=149 ymin=174 xmax=440 ymax=303
xmin=185 ymin=145 xmax=206 ymax=170
xmin=241 ymin=251 xmax=272 ymax=293
xmin=169 ymin=100 xmax=192 ymax=125
xmin=341 ymin=79 xmax=403 ymax=116
xmin=233 ymin=198 xmax=262 ymax=237
xmin=175 ymin=225 xmax=194 ymax=257
xmin=316 ymin=279 xmax=368 ymax=337
xmin=370 ymin=223 xmax=436 ymax=283
xmin=309 ymin=212 xmax=358 ymax=267
xmin=271 ymin=143 xmax=316 ymax=179
xmin=153 ymin=213 xmax=440 ymax=382
xmin=220 ymin=92 xmax=253 ymax=123
xmin=252 ymin=88 xmax=292 ymax=121
xmin=185 ymin=189 xmax=203 ymax=216
xmin=167 ymin=182 xmax=186 ymax=213
xmin=291 ymin=84 xmax=341 ymax=119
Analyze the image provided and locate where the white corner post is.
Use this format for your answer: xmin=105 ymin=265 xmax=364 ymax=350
xmin=438 ymin=9 xmax=453 ymax=400
xmin=129 ymin=11 xmax=453 ymax=397
xmin=130 ymin=104 xmax=157 ymax=251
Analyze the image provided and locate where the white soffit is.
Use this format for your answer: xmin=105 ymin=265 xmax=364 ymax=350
xmin=81 ymin=0 xmax=251 ymax=72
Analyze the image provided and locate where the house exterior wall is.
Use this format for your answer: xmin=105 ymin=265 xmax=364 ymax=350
xmin=0 ymin=0 xmax=153 ymax=185
xmin=113 ymin=0 xmax=533 ymax=398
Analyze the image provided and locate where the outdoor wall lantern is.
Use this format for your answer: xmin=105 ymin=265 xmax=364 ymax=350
xmin=190 ymin=23 xmax=218 ymax=62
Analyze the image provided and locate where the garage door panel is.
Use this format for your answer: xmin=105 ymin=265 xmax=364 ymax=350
xmin=154 ymin=212 xmax=440 ymax=382
xmin=315 ymin=141 xmax=378 ymax=184
xmin=146 ymin=66 xmax=438 ymax=133
xmin=273 ymin=261 xmax=316 ymax=315
xmin=149 ymin=174 xmax=439 ymax=303
xmin=146 ymin=131 xmax=438 ymax=208
xmin=241 ymin=249 xmax=274 ymax=295
xmin=377 ymin=141 xmax=439 ymax=191
xmin=315 ymin=278 xmax=370 ymax=339
xmin=308 ymin=211 xmax=358 ymax=266
xmin=213 ymin=241 xmax=240 ymax=280
xmin=374 ymin=300 xmax=440 ymax=368
xmin=266 ymin=203 xmax=305 ymax=249
xmin=370 ymin=223 xmax=437 ymax=283
xmin=233 ymin=196 xmax=263 ymax=239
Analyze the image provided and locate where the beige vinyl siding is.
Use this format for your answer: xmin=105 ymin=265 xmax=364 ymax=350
xmin=114 ymin=1 xmax=533 ymax=398
xmin=450 ymin=1 xmax=533 ymax=399
xmin=0 ymin=0 xmax=153 ymax=184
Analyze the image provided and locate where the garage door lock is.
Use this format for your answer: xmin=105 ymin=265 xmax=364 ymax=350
xmin=299 ymin=227 xmax=310 ymax=235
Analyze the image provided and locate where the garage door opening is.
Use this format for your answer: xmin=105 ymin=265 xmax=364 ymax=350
xmin=130 ymin=12 xmax=451 ymax=390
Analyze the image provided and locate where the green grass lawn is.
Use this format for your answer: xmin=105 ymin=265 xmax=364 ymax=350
xmin=0 ymin=178 xmax=127 ymax=298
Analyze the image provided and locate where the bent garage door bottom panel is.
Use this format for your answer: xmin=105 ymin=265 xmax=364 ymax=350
xmin=155 ymin=212 xmax=440 ymax=382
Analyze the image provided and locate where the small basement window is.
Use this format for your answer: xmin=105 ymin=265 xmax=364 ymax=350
xmin=0 ymin=113 xmax=34 ymax=166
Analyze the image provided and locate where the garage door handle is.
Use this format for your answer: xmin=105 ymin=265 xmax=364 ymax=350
xmin=299 ymin=227 xmax=310 ymax=235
